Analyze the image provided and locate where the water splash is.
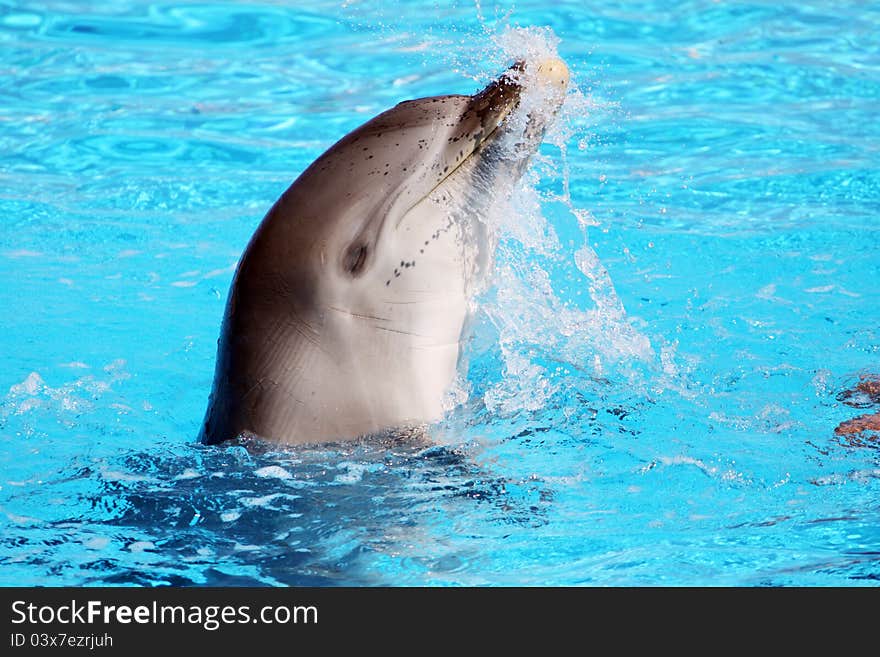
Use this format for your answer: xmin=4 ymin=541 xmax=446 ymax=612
xmin=1 ymin=362 xmax=132 ymax=435
xmin=439 ymin=26 xmax=657 ymax=428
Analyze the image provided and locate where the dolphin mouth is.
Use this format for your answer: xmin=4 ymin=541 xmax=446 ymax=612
xmin=427 ymin=57 xmax=570 ymax=197
xmin=465 ymin=61 xmax=527 ymax=151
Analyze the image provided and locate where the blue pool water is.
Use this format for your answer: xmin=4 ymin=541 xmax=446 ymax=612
xmin=2 ymin=1 xmax=879 ymax=586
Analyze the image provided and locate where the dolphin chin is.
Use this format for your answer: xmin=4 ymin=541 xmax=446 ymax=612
xmin=199 ymin=57 xmax=570 ymax=446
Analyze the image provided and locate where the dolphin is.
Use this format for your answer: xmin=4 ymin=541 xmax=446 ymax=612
xmin=199 ymin=57 xmax=570 ymax=446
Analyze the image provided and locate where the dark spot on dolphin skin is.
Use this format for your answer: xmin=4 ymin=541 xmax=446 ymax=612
xmin=443 ymin=166 xmax=448 ymax=172
xmin=400 ymin=261 xmax=405 ymax=267
xmin=420 ymin=249 xmax=424 ymax=254
xmin=343 ymin=243 xmax=369 ymax=276
xmin=424 ymin=241 xmax=429 ymax=245
xmin=384 ymin=172 xmax=388 ymax=176
xmin=363 ymin=147 xmax=368 ymax=151
xmin=386 ymin=280 xmax=390 ymax=286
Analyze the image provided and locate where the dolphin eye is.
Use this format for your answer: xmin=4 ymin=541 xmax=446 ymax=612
xmin=343 ymin=243 xmax=369 ymax=276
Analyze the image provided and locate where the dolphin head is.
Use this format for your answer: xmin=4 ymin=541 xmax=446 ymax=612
xmin=201 ymin=57 xmax=570 ymax=445
xmin=243 ymin=57 xmax=568 ymax=292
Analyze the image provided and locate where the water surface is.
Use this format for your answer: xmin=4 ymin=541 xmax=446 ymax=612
xmin=1 ymin=0 xmax=879 ymax=586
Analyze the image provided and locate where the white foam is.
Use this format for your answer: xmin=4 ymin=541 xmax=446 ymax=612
xmin=83 ymin=536 xmax=111 ymax=551
xmin=254 ymin=465 xmax=292 ymax=479
xmin=127 ymin=541 xmax=156 ymax=553
xmin=174 ymin=468 xmax=202 ymax=480
xmin=9 ymin=372 xmax=44 ymax=396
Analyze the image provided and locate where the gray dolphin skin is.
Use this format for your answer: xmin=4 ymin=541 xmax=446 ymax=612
xmin=199 ymin=57 xmax=570 ymax=446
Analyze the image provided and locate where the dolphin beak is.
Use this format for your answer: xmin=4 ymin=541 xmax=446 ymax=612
xmin=466 ymin=57 xmax=570 ymax=150
xmin=467 ymin=61 xmax=527 ymax=137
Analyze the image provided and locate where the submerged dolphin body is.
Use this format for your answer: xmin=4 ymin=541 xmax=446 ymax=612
xmin=200 ymin=58 xmax=570 ymax=446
